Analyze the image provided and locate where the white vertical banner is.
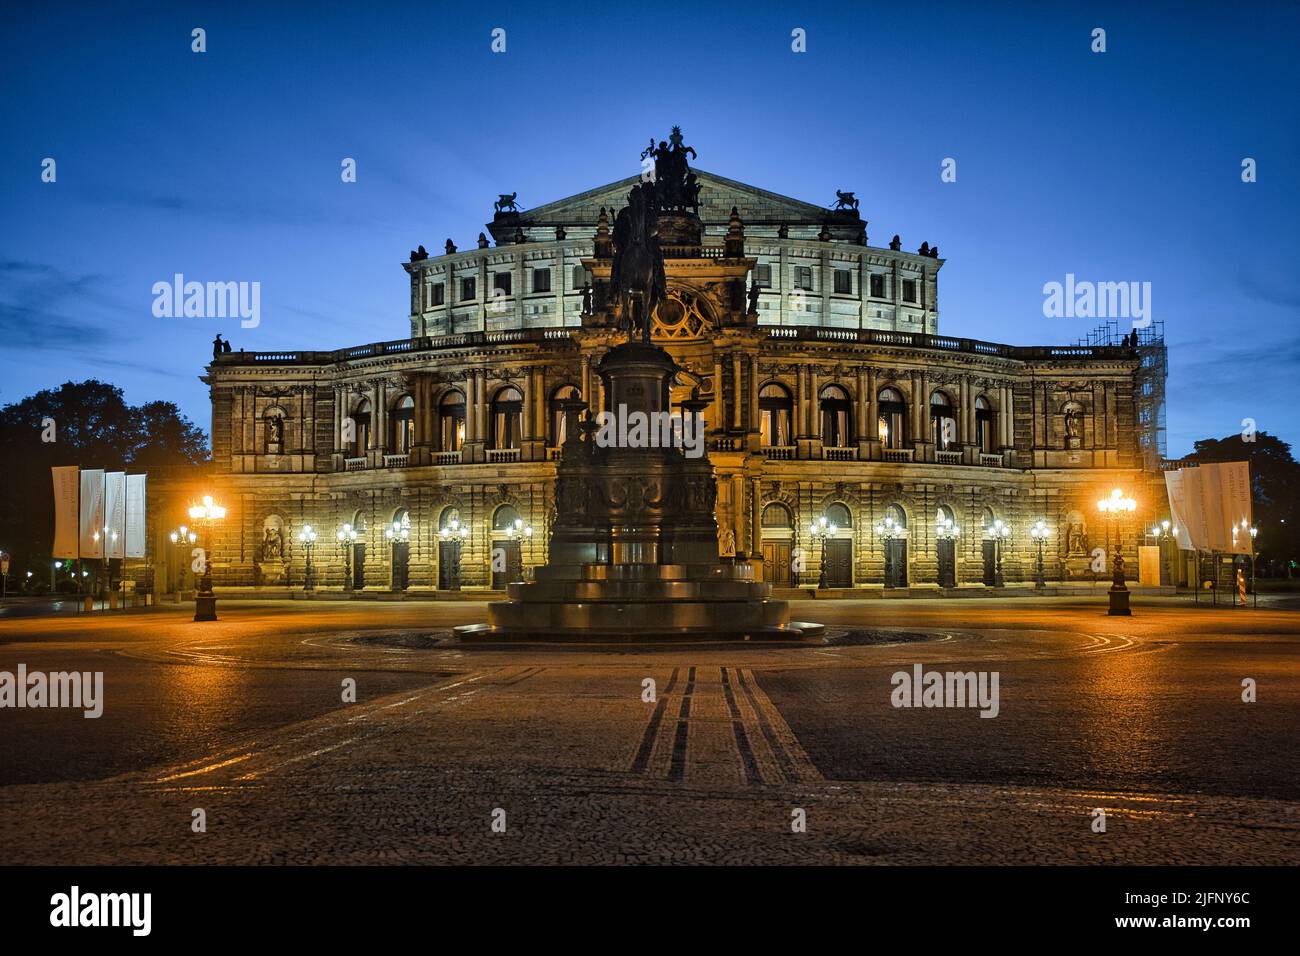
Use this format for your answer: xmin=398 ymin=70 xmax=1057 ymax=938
xmin=125 ymin=474 xmax=147 ymax=559
xmin=1164 ymin=462 xmax=1252 ymax=553
xmin=104 ymin=471 xmax=126 ymax=560
xmin=78 ymin=469 xmax=106 ymax=558
xmin=1164 ymin=469 xmax=1193 ymax=551
xmin=51 ymin=466 xmax=80 ymax=559
xmin=1217 ymin=461 xmax=1253 ymax=554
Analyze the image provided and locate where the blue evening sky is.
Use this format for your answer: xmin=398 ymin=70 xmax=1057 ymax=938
xmin=2 ymin=1 xmax=1297 ymax=456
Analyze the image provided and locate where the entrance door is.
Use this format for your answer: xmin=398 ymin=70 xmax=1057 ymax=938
xmin=937 ymin=539 xmax=956 ymax=588
xmin=492 ymin=539 xmax=522 ymax=589
xmin=982 ymin=540 xmax=997 ymax=586
xmin=762 ymin=541 xmax=792 ymax=587
xmin=823 ymin=538 xmax=852 ymax=588
xmin=438 ymin=540 xmax=459 ymax=590
xmin=884 ymin=539 xmax=908 ymax=588
xmin=352 ymin=543 xmax=366 ymax=590
xmin=391 ymin=541 xmax=409 ymax=590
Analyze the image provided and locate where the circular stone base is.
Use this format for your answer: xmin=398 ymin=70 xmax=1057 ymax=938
xmin=453 ymin=621 xmax=824 ymax=644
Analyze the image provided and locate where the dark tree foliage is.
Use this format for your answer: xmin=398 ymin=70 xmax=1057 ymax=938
xmin=0 ymin=380 xmax=208 ymax=578
xmin=1184 ymin=431 xmax=1300 ymax=575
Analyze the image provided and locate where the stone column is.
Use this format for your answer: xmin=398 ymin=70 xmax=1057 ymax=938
xmin=856 ymin=367 xmax=869 ymax=442
xmin=464 ymin=370 xmax=476 ymax=443
xmin=748 ymin=355 xmax=759 ymax=437
xmin=333 ymin=386 xmax=343 ymax=452
xmin=732 ymin=355 xmax=742 ymax=431
xmin=712 ymin=357 xmax=724 ymax=434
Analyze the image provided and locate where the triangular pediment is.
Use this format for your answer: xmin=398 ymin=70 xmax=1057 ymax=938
xmin=515 ymin=169 xmax=839 ymax=227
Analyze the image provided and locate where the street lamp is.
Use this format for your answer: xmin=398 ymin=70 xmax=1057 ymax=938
xmin=982 ymin=519 xmax=1011 ymax=588
xmin=1231 ymin=518 xmax=1259 ymax=608
xmin=168 ymin=525 xmax=197 ymax=597
xmin=810 ymin=515 xmax=838 ymax=589
xmin=439 ymin=519 xmax=469 ymax=591
xmin=337 ymin=523 xmax=359 ymax=592
xmin=298 ymin=524 xmax=317 ymax=592
xmin=1029 ymin=519 xmax=1050 ymax=589
xmin=1149 ymin=520 xmax=1177 ymax=587
xmin=873 ymin=514 xmax=906 ymax=590
xmin=503 ymin=519 xmax=533 ymax=581
xmin=187 ymin=495 xmax=226 ymax=621
xmin=1097 ymin=487 xmax=1136 ymax=616
xmin=935 ymin=512 xmax=960 ymax=589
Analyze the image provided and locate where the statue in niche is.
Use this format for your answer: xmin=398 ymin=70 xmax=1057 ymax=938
xmin=1064 ymin=405 xmax=1084 ymax=448
xmin=1067 ymin=519 xmax=1087 ymax=555
xmin=262 ymin=525 xmax=284 ymax=561
xmin=265 ymin=416 xmax=284 ymax=447
xmin=719 ymin=528 xmax=736 ymax=557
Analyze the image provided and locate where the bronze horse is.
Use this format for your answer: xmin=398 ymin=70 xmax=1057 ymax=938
xmin=610 ymin=182 xmax=666 ymax=344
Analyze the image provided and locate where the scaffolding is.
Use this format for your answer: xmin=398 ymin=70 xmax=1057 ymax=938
xmin=1074 ymin=320 xmax=1167 ymax=470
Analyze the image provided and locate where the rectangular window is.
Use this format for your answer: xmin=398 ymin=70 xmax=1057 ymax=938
xmin=572 ymin=266 xmax=591 ymax=289
xmin=902 ymin=279 xmax=917 ymax=303
xmin=869 ymin=273 xmax=885 ymax=298
xmin=834 ymin=269 xmax=851 ymax=295
xmin=756 ymin=264 xmax=772 ymax=288
xmin=532 ymin=268 xmax=551 ymax=293
xmin=493 ymin=272 xmax=512 ymax=296
xmin=795 ymin=266 xmax=813 ymax=291
xmin=461 ymin=277 xmax=476 ymax=301
xmin=432 ymin=282 xmax=445 ymax=306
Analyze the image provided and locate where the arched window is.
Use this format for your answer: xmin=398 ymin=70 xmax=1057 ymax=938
xmin=759 ymin=383 xmax=794 ymax=447
xmin=878 ymin=387 xmax=907 ymax=449
xmin=819 ymin=385 xmax=852 ymax=448
xmin=974 ymin=396 xmax=994 ymax=454
xmin=825 ymin=502 xmax=852 ymax=528
xmin=439 ymin=390 xmax=465 ymax=452
xmin=438 ymin=506 xmax=461 ymax=531
xmin=981 ymin=506 xmax=996 ymax=533
xmin=350 ymin=400 xmax=372 ymax=456
xmin=884 ymin=503 xmax=907 ymax=528
xmin=491 ymin=386 xmax=523 ymax=450
xmin=392 ymin=395 xmax=415 ymax=454
xmin=351 ymin=509 xmax=368 ymax=534
xmin=263 ymin=407 xmax=286 ymax=453
xmin=550 ymin=384 xmax=582 ymax=447
xmin=930 ymin=390 xmax=956 ymax=450
xmin=936 ymin=504 xmax=956 ymax=526
xmin=492 ymin=504 xmax=521 ymax=532
xmin=761 ymin=502 xmax=793 ymax=529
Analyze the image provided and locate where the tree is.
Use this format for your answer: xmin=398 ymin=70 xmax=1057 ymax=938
xmin=0 ymin=381 xmax=208 ymax=583
xmin=1184 ymin=431 xmax=1300 ymax=576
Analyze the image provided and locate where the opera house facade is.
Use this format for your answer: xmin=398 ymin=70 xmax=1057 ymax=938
xmin=150 ymin=156 xmax=1168 ymax=595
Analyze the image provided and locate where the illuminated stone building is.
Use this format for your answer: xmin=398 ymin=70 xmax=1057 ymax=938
xmin=151 ymin=156 xmax=1167 ymax=594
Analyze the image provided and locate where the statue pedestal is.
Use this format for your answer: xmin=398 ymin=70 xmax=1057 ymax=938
xmin=458 ymin=340 xmax=819 ymax=642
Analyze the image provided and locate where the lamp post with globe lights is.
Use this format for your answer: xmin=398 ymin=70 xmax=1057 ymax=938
xmin=503 ymin=518 xmax=534 ymax=583
xmin=810 ymin=515 xmax=838 ymax=590
xmin=935 ymin=512 xmax=960 ymax=588
xmin=439 ymin=519 xmax=469 ymax=591
xmin=1231 ymin=519 xmax=1259 ymax=608
xmin=982 ymin=519 xmax=1011 ymax=588
xmin=168 ymin=525 xmax=197 ymax=600
xmin=1097 ymin=487 xmax=1136 ymax=616
xmin=1149 ymin=520 xmax=1177 ymax=587
xmin=298 ymin=524 xmax=318 ymax=592
xmin=1029 ymin=519 xmax=1050 ymax=589
xmin=187 ymin=495 xmax=226 ymax=621
xmin=384 ymin=517 xmax=411 ymax=591
xmin=337 ymin=523 xmax=359 ymax=592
